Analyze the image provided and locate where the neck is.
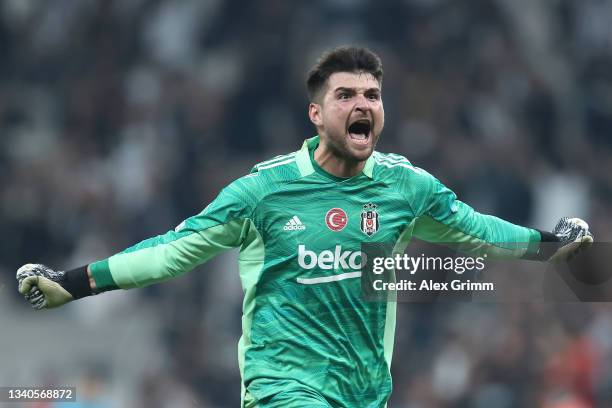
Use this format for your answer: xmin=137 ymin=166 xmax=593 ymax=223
xmin=314 ymin=141 xmax=366 ymax=178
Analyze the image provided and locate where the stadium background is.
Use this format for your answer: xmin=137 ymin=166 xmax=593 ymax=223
xmin=1 ymin=0 xmax=612 ymax=407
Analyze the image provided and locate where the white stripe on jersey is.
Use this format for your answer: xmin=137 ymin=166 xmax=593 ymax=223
xmin=297 ymin=271 xmax=362 ymax=285
xmin=257 ymin=158 xmax=296 ymax=170
xmin=373 ymin=152 xmax=410 ymax=165
xmin=374 ymin=154 xmax=425 ymax=174
xmin=375 ymin=161 xmax=426 ymax=175
xmin=386 ymin=153 xmax=409 ymax=160
xmin=256 ymin=152 xmax=297 ymax=168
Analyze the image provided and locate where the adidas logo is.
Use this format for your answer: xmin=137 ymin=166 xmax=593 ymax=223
xmin=283 ymin=216 xmax=306 ymax=231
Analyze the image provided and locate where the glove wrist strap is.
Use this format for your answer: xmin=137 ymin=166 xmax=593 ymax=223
xmin=59 ymin=266 xmax=93 ymax=299
xmin=525 ymin=229 xmax=560 ymax=261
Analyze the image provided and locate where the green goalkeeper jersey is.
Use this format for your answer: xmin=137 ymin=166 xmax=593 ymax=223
xmin=89 ymin=136 xmax=541 ymax=407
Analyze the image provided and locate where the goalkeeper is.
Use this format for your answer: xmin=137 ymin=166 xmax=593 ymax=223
xmin=17 ymin=46 xmax=593 ymax=408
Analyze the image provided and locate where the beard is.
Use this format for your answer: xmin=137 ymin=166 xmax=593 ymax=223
xmin=323 ymin=128 xmax=379 ymax=163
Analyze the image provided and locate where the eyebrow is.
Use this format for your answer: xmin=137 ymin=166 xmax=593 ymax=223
xmin=333 ymin=86 xmax=381 ymax=93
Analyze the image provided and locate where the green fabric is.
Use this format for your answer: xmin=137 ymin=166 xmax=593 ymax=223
xmin=237 ymin=219 xmax=266 ymax=408
xmin=294 ymin=138 xmax=315 ymax=177
xmin=411 ymin=174 xmax=536 ymax=256
xmin=89 ymin=259 xmax=117 ymax=292
xmin=108 ymin=221 xmax=247 ymax=288
xmin=88 ymin=137 xmax=541 ymax=407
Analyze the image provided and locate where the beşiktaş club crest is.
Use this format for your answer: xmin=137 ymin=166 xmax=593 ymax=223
xmin=361 ymin=203 xmax=379 ymax=236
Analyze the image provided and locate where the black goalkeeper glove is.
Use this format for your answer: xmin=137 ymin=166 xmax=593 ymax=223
xmin=549 ymin=217 xmax=594 ymax=261
xmin=16 ymin=264 xmax=73 ymax=310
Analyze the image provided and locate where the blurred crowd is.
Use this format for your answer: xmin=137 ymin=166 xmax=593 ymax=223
xmin=1 ymin=0 xmax=612 ymax=407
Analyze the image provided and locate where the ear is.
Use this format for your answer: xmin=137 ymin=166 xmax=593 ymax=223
xmin=308 ymin=102 xmax=323 ymax=127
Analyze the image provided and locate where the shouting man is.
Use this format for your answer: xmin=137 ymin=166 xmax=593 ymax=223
xmin=17 ymin=46 xmax=593 ymax=407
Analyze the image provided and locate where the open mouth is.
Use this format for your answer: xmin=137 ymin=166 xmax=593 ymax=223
xmin=347 ymin=119 xmax=372 ymax=145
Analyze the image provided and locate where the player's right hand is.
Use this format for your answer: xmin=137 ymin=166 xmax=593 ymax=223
xmin=16 ymin=264 xmax=73 ymax=310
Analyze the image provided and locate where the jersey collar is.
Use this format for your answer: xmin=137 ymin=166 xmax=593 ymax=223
xmin=296 ymin=136 xmax=375 ymax=179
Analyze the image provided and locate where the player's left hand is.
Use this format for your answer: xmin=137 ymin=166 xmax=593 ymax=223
xmin=549 ymin=217 xmax=594 ymax=261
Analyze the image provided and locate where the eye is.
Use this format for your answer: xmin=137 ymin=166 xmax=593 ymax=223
xmin=367 ymin=93 xmax=380 ymax=101
xmin=338 ymin=92 xmax=350 ymax=100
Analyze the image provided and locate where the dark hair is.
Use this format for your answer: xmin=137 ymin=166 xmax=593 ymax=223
xmin=306 ymin=46 xmax=383 ymax=101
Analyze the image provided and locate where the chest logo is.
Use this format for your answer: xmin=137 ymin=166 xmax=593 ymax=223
xmin=361 ymin=203 xmax=379 ymax=236
xmin=284 ymin=215 xmax=306 ymax=231
xmin=325 ymin=208 xmax=348 ymax=232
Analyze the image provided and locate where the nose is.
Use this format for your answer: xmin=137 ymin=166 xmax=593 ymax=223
xmin=353 ymin=93 xmax=370 ymax=112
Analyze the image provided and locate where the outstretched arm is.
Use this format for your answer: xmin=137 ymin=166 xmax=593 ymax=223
xmin=412 ymin=175 xmax=593 ymax=260
xmin=17 ymin=176 xmax=259 ymax=309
